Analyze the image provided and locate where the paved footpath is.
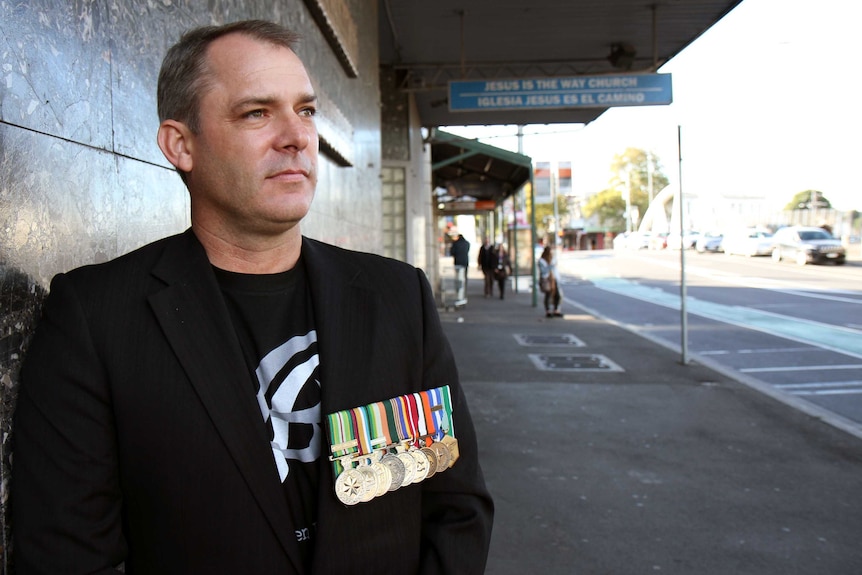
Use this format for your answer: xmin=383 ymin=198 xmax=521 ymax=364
xmin=439 ymin=265 xmax=862 ymax=575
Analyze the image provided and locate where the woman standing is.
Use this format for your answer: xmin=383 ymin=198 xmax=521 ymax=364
xmin=538 ymin=246 xmax=563 ymax=318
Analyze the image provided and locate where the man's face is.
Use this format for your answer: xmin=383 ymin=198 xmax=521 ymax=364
xmin=183 ymin=33 xmax=318 ymax=241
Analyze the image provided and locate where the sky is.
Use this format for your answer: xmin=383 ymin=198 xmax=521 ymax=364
xmin=443 ymin=0 xmax=861 ymax=213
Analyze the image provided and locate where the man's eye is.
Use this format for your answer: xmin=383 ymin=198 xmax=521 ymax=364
xmin=299 ymin=107 xmax=317 ymax=118
xmin=245 ymin=109 xmax=265 ymax=118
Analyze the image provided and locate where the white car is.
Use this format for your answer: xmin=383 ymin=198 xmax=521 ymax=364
xmin=695 ymin=232 xmax=723 ymax=253
xmin=625 ymin=231 xmax=652 ymax=250
xmin=723 ymin=228 xmax=774 ymax=257
xmin=667 ymin=231 xmax=701 ymax=250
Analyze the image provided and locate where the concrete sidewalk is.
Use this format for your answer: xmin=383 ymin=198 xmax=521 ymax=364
xmin=439 ymin=265 xmax=862 ymax=575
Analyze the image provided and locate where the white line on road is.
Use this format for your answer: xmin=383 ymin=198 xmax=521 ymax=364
xmin=774 ymin=380 xmax=862 ymax=396
xmin=700 ymin=347 xmax=816 ymax=356
xmin=776 ymin=381 xmax=862 ymax=389
xmin=785 ymin=389 xmax=862 ymax=396
xmin=741 ymin=364 xmax=862 ymax=373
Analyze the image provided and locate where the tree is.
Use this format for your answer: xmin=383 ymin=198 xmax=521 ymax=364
xmin=581 ymin=147 xmax=669 ymax=232
xmin=785 ymin=190 xmax=832 ymax=210
xmin=582 ymin=188 xmax=626 ymax=230
xmin=533 ymin=194 xmax=566 ymax=230
xmin=609 ymin=147 xmax=669 ymax=203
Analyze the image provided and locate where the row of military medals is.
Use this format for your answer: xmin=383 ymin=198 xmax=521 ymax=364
xmin=327 ymin=386 xmax=460 ymax=506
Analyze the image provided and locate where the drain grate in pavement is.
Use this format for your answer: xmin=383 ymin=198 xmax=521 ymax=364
xmin=514 ymin=334 xmax=585 ymax=347
xmin=529 ymin=353 xmax=624 ymax=372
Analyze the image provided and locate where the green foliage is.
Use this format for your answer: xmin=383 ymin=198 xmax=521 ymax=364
xmin=581 ymin=147 xmax=670 ymax=231
xmin=582 ymin=188 xmax=626 ymax=230
xmin=785 ymin=190 xmax=832 ymax=210
xmin=524 ymin=147 xmax=671 ymax=234
xmin=609 ymin=147 xmax=670 ymax=202
xmin=533 ymin=194 xmax=567 ymax=231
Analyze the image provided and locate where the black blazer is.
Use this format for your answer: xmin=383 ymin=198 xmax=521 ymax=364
xmin=12 ymin=229 xmax=493 ymax=574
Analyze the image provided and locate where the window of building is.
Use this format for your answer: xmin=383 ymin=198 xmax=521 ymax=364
xmin=381 ymin=166 xmax=406 ymax=260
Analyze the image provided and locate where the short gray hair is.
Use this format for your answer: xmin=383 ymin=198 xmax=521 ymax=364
xmin=157 ymin=20 xmax=301 ymax=134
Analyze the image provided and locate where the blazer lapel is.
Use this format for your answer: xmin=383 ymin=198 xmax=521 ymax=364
xmin=147 ymin=231 xmax=303 ymax=573
xmin=302 ymin=238 xmax=381 ymax=413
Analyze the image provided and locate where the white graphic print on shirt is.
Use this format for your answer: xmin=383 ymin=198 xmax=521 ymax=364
xmin=254 ymin=329 xmax=322 ymax=482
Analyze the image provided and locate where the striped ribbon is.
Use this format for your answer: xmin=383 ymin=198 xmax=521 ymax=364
xmin=351 ymin=406 xmax=373 ymax=455
xmin=365 ymin=401 xmax=391 ymax=449
xmin=421 ymin=388 xmax=444 ymax=441
xmin=439 ymin=385 xmax=455 ymax=436
xmin=406 ymin=393 xmax=425 ymax=443
xmin=327 ymin=410 xmax=357 ymax=475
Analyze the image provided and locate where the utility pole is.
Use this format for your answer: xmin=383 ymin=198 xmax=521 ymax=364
xmin=647 ymin=150 xmax=654 ymax=203
xmin=624 ymin=171 xmax=632 ymax=233
xmin=552 ymin=162 xmax=561 ymax=248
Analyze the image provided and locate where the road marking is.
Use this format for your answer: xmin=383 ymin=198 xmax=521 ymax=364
xmin=774 ymin=381 xmax=862 ymax=396
xmin=791 ymin=389 xmax=862 ymax=396
xmin=741 ymin=364 xmax=862 ymax=373
xmin=776 ymin=381 xmax=862 ymax=389
xmin=701 ymin=347 xmax=816 ymax=356
xmin=577 ymin=276 xmax=862 ymax=360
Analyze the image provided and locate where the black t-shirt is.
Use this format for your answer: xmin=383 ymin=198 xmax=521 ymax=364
xmin=214 ymin=259 xmax=320 ymax=569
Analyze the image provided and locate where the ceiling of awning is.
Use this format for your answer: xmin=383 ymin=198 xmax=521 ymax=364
xmin=429 ymin=129 xmax=532 ymax=207
xmin=379 ymin=0 xmax=743 ymax=128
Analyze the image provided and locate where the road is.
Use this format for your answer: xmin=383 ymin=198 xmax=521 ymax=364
xmin=557 ymin=248 xmax=862 ymax=437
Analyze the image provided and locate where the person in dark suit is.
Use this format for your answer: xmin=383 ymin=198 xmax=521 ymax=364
xmin=11 ymin=20 xmax=493 ymax=575
xmin=493 ymin=244 xmax=513 ymax=300
xmin=477 ymin=237 xmax=496 ymax=297
xmin=449 ymin=233 xmax=470 ymax=292
xmin=450 ymin=233 xmax=470 ymax=268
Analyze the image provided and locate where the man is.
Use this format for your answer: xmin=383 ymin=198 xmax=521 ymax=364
xmin=12 ymin=20 xmax=493 ymax=575
xmin=477 ymin=237 xmax=496 ymax=297
xmin=449 ymin=233 xmax=470 ymax=292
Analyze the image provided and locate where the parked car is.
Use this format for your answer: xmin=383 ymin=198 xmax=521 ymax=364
xmin=667 ymin=230 xmax=701 ymax=250
xmin=613 ymin=232 xmax=630 ymax=250
xmin=722 ymin=228 xmax=774 ymax=257
xmin=771 ymin=226 xmax=846 ymax=265
xmin=695 ymin=232 xmax=723 ymax=253
xmin=624 ymin=231 xmax=652 ymax=250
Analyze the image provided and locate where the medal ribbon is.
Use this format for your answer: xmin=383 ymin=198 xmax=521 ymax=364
xmin=402 ymin=394 xmax=420 ymax=446
xmin=383 ymin=399 xmax=402 ymax=444
xmin=365 ymin=401 xmax=390 ymax=449
xmin=439 ymin=385 xmax=455 ymax=436
xmin=351 ymin=406 xmax=373 ymax=456
xmin=419 ymin=389 xmax=442 ymax=441
xmin=409 ymin=393 xmax=428 ymax=441
xmin=389 ymin=397 xmax=410 ymax=442
xmin=327 ymin=409 xmax=357 ymax=475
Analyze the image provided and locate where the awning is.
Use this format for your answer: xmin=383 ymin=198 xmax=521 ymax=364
xmin=428 ymin=128 xmax=532 ymax=210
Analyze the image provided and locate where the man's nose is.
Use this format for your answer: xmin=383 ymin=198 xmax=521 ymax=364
xmin=276 ymin=112 xmax=312 ymax=151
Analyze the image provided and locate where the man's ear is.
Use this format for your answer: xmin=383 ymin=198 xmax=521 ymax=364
xmin=157 ymin=120 xmax=194 ymax=173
